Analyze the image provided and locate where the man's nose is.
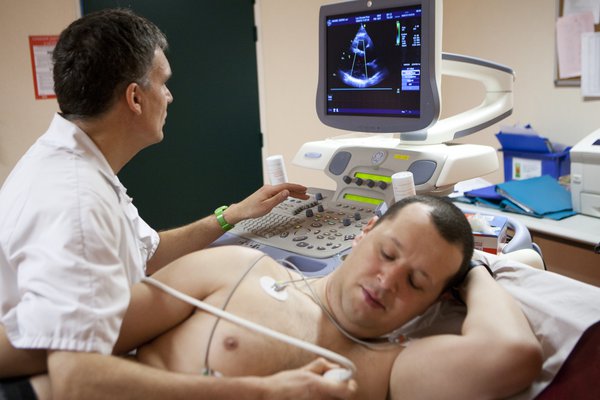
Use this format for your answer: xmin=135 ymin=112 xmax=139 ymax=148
xmin=377 ymin=264 xmax=405 ymax=292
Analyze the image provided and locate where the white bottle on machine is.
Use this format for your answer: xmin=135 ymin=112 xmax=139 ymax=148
xmin=266 ymin=155 xmax=288 ymax=185
xmin=391 ymin=171 xmax=416 ymax=202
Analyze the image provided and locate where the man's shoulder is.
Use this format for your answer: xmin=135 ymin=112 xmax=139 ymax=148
xmin=7 ymin=137 xmax=106 ymax=185
xmin=4 ymin=153 xmax=114 ymax=207
xmin=184 ymin=246 xmax=280 ymax=277
xmin=201 ymin=246 xmax=271 ymax=265
xmin=0 ymin=146 xmax=119 ymax=238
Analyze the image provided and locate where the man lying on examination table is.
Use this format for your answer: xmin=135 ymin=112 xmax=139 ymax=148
xmin=118 ymin=196 xmax=543 ymax=400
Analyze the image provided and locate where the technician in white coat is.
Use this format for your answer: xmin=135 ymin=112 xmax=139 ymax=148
xmin=0 ymin=8 xmax=355 ymax=400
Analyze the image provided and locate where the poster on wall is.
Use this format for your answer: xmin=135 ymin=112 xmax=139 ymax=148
xmin=29 ymin=35 xmax=59 ymax=100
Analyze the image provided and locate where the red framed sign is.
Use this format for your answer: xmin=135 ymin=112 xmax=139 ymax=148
xmin=29 ymin=35 xmax=59 ymax=100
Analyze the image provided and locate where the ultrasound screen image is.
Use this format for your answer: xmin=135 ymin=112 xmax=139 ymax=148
xmin=338 ymin=24 xmax=388 ymax=88
xmin=326 ymin=5 xmax=422 ymax=117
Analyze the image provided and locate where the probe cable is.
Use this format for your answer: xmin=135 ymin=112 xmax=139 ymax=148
xmin=141 ymin=276 xmax=357 ymax=377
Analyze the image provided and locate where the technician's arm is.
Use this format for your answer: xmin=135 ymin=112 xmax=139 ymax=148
xmin=389 ymin=267 xmax=543 ymax=400
xmin=47 ymin=351 xmax=356 ymax=400
xmin=146 ymin=183 xmax=308 ymax=274
xmin=0 ymin=325 xmax=46 ymax=377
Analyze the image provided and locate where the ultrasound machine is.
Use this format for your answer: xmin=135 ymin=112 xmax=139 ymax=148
xmin=213 ymin=0 xmax=516 ymax=275
xmin=201 ymin=4 xmax=600 ymax=392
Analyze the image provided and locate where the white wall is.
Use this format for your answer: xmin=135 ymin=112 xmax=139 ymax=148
xmin=255 ymin=0 xmax=335 ymax=189
xmin=0 ymin=0 xmax=79 ymax=183
xmin=256 ymin=0 xmax=599 ymax=188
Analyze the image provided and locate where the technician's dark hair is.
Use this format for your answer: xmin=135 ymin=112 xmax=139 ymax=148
xmin=52 ymin=8 xmax=168 ymax=120
xmin=376 ymin=195 xmax=474 ymax=291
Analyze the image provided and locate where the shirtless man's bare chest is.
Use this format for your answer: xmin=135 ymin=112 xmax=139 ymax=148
xmin=138 ymin=258 xmax=402 ymax=400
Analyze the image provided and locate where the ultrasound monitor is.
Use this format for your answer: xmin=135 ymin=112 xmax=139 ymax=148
xmin=213 ymin=0 xmax=514 ymax=273
xmin=316 ymin=0 xmax=441 ymax=134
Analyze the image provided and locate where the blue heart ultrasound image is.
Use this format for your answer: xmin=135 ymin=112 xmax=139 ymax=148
xmin=337 ymin=24 xmax=388 ymax=88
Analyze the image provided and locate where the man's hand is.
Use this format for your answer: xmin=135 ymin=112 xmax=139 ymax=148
xmin=146 ymin=183 xmax=308 ymax=271
xmin=260 ymin=358 xmax=357 ymax=400
xmin=226 ymin=183 xmax=309 ymax=224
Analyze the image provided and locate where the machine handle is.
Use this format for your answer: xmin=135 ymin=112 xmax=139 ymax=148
xmin=501 ymin=217 xmax=535 ymax=255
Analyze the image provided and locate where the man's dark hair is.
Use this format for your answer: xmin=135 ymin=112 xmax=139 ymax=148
xmin=376 ymin=195 xmax=474 ymax=291
xmin=52 ymin=8 xmax=168 ymax=120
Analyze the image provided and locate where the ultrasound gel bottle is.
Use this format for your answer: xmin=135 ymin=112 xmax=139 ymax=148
xmin=391 ymin=171 xmax=416 ymax=202
xmin=266 ymin=155 xmax=288 ymax=185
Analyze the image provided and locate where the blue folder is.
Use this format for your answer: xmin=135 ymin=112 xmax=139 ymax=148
xmin=457 ymin=176 xmax=576 ymax=220
xmin=464 ymin=185 xmax=504 ymax=201
xmin=495 ymin=175 xmax=576 ymax=220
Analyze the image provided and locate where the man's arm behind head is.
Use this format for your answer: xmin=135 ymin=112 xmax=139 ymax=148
xmin=389 ymin=267 xmax=542 ymax=400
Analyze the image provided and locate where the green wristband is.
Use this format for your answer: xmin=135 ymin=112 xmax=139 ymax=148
xmin=215 ymin=205 xmax=234 ymax=232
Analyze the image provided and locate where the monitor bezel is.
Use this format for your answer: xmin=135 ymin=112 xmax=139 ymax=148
xmin=316 ymin=0 xmax=440 ymax=134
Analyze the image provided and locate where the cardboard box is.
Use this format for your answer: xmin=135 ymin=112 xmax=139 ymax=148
xmin=465 ymin=213 xmax=509 ymax=254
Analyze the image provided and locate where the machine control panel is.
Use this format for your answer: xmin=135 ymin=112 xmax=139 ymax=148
xmin=226 ymin=189 xmax=377 ymax=259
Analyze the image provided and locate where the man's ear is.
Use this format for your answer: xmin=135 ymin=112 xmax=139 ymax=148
xmin=352 ymin=215 xmax=379 ymax=247
xmin=125 ymin=82 xmax=142 ymax=114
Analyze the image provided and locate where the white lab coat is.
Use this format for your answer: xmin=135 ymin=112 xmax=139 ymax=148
xmin=0 ymin=114 xmax=159 ymax=355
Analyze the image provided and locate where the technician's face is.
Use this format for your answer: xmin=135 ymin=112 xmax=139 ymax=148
xmin=137 ymin=49 xmax=173 ymax=145
xmin=332 ymin=203 xmax=463 ymax=337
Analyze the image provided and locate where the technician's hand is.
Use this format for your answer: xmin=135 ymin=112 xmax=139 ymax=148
xmin=260 ymin=358 xmax=357 ymax=400
xmin=225 ymin=183 xmax=309 ymax=224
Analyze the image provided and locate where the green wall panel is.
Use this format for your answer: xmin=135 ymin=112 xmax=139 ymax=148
xmin=82 ymin=0 xmax=262 ymax=230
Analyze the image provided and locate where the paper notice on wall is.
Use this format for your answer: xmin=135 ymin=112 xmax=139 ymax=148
xmin=556 ymin=12 xmax=595 ymax=79
xmin=581 ymin=32 xmax=600 ymax=96
xmin=29 ymin=35 xmax=59 ymax=100
xmin=564 ymin=0 xmax=600 ymax=24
